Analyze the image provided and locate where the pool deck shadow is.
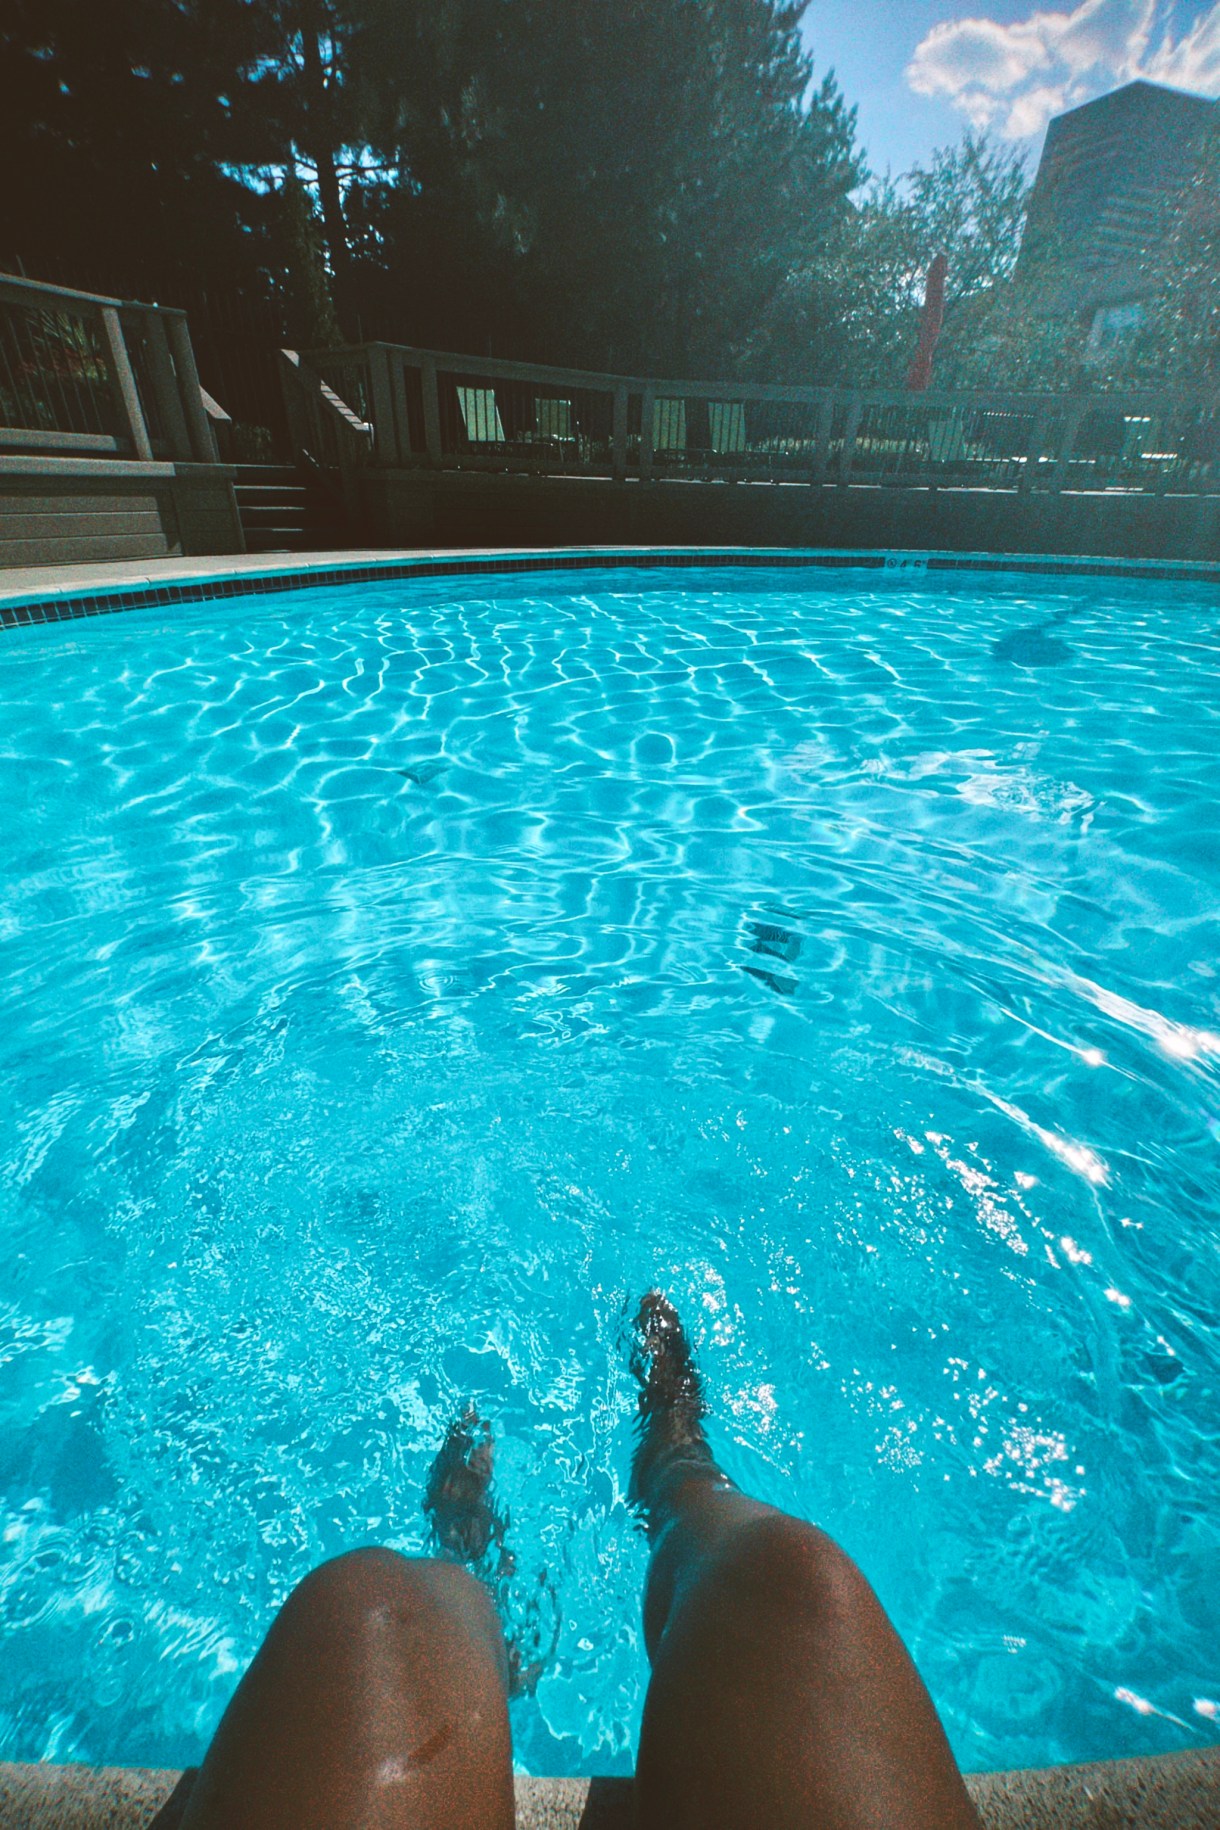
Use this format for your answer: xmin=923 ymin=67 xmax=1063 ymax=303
xmin=2 ymin=1752 xmax=1219 ymax=1828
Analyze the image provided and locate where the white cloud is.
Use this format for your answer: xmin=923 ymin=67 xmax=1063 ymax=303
xmin=1004 ymin=80 xmax=1074 ymax=133
xmin=907 ymin=0 xmax=1220 ymax=140
xmin=1145 ymin=3 xmax=1220 ymax=87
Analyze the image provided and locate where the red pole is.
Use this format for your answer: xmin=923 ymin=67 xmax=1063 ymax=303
xmin=906 ymin=252 xmax=948 ymax=392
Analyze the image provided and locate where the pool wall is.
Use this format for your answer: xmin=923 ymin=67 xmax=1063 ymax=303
xmin=360 ymin=467 xmax=1220 ymax=564
xmin=4 ymin=467 xmax=1220 ymax=579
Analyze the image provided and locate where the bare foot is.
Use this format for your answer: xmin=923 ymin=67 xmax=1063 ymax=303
xmin=422 ymin=1408 xmax=558 ymax=1698
xmin=423 ymin=1406 xmax=506 ymax=1566
xmin=629 ymin=1292 xmax=728 ymax=1531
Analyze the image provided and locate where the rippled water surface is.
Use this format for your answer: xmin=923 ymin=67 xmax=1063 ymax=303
xmin=1 ymin=563 xmax=1218 ymax=1776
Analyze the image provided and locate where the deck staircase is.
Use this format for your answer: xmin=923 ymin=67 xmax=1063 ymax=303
xmin=233 ymin=463 xmax=350 ymax=554
xmin=236 ymin=349 xmax=375 ymax=555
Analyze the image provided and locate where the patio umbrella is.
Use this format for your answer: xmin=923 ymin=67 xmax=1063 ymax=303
xmin=906 ymin=251 xmax=948 ymax=392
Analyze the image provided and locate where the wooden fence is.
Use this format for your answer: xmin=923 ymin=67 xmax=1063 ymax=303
xmin=299 ymin=340 xmax=1220 ymax=497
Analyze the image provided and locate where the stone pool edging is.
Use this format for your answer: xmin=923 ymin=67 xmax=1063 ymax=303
xmin=2 ymin=1751 xmax=1220 ymax=1829
xmin=3 ymin=543 xmax=1220 ymax=630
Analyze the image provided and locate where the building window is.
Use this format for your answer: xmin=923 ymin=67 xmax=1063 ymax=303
xmin=709 ymin=401 xmax=747 ymax=454
xmin=653 ymin=397 xmax=687 ymax=452
xmin=456 ymin=386 xmax=505 ymax=443
xmin=1086 ymin=300 xmax=1146 ymax=361
xmin=534 ymin=397 xmax=573 ymax=439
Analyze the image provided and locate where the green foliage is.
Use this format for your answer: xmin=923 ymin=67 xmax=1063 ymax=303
xmin=344 ymin=0 xmax=863 ymax=375
xmin=0 ymin=0 xmax=865 ymax=379
xmin=8 ymin=1 xmax=1215 ymax=396
xmin=777 ymin=130 xmax=1038 ymax=388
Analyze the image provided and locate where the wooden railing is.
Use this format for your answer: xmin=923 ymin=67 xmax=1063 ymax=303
xmin=0 ymin=272 xmax=221 ymax=464
xmin=300 ymin=340 xmax=1220 ymax=497
xmin=278 ymin=348 xmax=373 ymax=513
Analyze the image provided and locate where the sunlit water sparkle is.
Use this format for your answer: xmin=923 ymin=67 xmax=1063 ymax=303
xmin=1 ymin=563 xmax=1218 ymax=1776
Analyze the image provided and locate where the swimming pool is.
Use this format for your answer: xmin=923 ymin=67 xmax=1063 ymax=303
xmin=1 ymin=558 xmax=1218 ymax=1778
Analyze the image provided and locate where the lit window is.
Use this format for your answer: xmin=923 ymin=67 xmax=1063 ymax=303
xmin=709 ymin=401 xmax=746 ymax=453
xmin=653 ymin=397 xmax=687 ymax=452
xmin=457 ymin=386 xmax=505 ymax=443
xmin=535 ymin=397 xmax=573 ymax=439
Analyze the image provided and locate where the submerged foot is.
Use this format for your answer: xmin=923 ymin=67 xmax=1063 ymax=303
xmin=423 ymin=1406 xmax=506 ymax=1566
xmin=422 ymin=1408 xmax=558 ymax=1697
xmin=628 ymin=1291 xmax=727 ymax=1530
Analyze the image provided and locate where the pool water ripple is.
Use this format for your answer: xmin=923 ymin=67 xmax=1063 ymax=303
xmin=0 ymin=564 xmax=1218 ymax=1776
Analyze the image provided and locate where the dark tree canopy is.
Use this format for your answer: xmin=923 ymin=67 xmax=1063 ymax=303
xmin=0 ymin=0 xmax=276 ymax=300
xmin=0 ymin=0 xmax=862 ymax=381
xmin=7 ymin=2 xmax=1208 ymax=400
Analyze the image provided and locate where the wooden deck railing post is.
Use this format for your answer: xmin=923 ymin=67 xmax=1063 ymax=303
xmin=140 ymin=308 xmax=193 ymax=460
xmin=420 ymin=357 xmax=443 ymax=465
xmin=811 ymin=390 xmax=834 ymax=485
xmin=838 ymin=391 xmax=863 ymax=486
xmin=389 ymin=350 xmax=412 ymax=463
xmin=639 ymin=384 xmax=655 ymax=480
xmin=1051 ymin=398 xmax=1088 ymax=493
xmin=1151 ymin=405 xmax=1176 ymax=497
xmin=278 ymin=349 xmax=307 ymax=460
xmin=99 ymin=304 xmax=154 ymax=462
xmin=164 ymin=311 xmax=219 ymax=462
xmin=1020 ymin=404 xmax=1051 ymax=495
xmin=612 ymin=383 xmax=628 ymax=481
xmin=367 ymin=343 xmax=399 ymax=464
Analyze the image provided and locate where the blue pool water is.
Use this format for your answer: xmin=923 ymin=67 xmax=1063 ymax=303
xmin=1 ymin=561 xmax=1218 ymax=1777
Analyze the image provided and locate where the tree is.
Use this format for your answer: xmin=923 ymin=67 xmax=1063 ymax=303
xmin=278 ymin=171 xmax=343 ymax=345
xmin=343 ymin=0 xmax=863 ymax=375
xmin=768 ymin=130 xmax=1035 ymax=387
xmin=1 ymin=0 xmax=866 ymax=379
xmin=236 ymin=0 xmax=379 ymax=332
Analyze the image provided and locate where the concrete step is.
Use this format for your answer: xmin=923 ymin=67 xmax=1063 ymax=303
xmin=241 ymin=530 xmax=313 ymax=553
xmin=241 ymin=529 xmax=350 ymax=554
xmin=235 ymin=464 xmax=351 ymax=554
xmin=233 ymin=464 xmax=301 ymax=486
xmin=237 ymin=503 xmax=308 ymax=526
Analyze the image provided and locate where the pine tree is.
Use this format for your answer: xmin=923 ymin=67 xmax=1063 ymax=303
xmin=343 ymin=0 xmax=862 ymax=374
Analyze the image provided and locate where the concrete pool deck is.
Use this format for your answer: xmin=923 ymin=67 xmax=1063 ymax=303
xmin=2 ymin=1751 xmax=1220 ymax=1828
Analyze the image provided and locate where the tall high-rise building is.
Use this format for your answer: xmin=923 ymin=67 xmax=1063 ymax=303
xmin=1018 ymin=80 xmax=1216 ymax=349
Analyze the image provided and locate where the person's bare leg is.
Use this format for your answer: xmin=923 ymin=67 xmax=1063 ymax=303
xmin=630 ymin=1293 xmax=981 ymax=1830
xmin=174 ymin=1550 xmax=514 ymax=1830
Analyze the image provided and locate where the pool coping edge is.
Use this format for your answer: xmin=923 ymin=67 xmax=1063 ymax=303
xmin=3 ymin=1749 xmax=1220 ymax=1829
xmin=3 ymin=543 xmax=1220 ymax=628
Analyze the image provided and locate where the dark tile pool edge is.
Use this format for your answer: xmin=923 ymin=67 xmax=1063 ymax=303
xmin=3 ymin=1751 xmax=1219 ymax=1829
xmin=3 ymin=545 xmax=1220 ymax=630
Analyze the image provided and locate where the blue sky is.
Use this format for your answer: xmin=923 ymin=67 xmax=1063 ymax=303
xmin=801 ymin=0 xmax=1220 ymax=179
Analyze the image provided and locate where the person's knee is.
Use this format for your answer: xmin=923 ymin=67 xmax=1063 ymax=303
xmin=701 ymin=1511 xmax=875 ymax=1637
xmin=282 ymin=1548 xmax=496 ymax=1644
